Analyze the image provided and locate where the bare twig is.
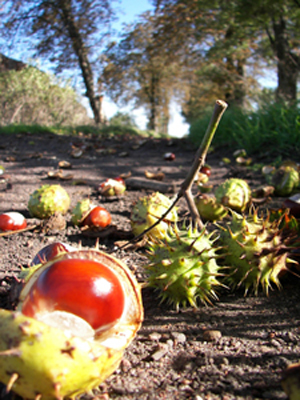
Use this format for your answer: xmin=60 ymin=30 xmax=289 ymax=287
xmin=117 ymin=100 xmax=228 ymax=250
xmin=0 ymin=224 xmax=40 ymax=237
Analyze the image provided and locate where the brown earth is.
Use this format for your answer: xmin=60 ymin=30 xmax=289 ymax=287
xmin=0 ymin=130 xmax=299 ymax=400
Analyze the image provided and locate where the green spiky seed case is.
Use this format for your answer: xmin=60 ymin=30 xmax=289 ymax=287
xmin=218 ymin=209 xmax=296 ymax=295
xmin=28 ymin=184 xmax=70 ymax=219
xmin=71 ymin=198 xmax=94 ymax=225
xmin=145 ymin=224 xmax=223 ymax=309
xmin=0 ymin=249 xmax=143 ymax=399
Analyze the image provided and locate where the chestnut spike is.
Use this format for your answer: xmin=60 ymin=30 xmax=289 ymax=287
xmin=0 ymin=348 xmax=22 ymax=357
xmin=6 ymin=373 xmax=19 ymax=393
xmin=54 ymin=382 xmax=63 ymax=400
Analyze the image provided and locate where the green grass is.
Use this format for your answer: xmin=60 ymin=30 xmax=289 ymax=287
xmin=189 ymin=102 xmax=300 ymax=158
xmin=0 ymin=123 xmax=168 ymax=139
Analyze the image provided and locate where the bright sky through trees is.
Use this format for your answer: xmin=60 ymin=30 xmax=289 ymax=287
xmin=1 ymin=0 xmax=279 ymax=137
xmin=101 ymin=0 xmax=190 ymax=137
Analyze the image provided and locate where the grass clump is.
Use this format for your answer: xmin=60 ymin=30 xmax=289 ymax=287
xmin=0 ymin=122 xmax=167 ymax=139
xmin=189 ymin=102 xmax=300 ymax=157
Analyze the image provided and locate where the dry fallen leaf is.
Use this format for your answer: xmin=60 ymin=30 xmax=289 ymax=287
xmin=71 ymin=148 xmax=83 ymax=158
xmin=47 ymin=170 xmax=74 ymax=180
xmin=58 ymin=160 xmax=72 ymax=169
xmin=144 ymin=170 xmax=165 ymax=181
xmin=120 ymin=171 xmax=132 ymax=179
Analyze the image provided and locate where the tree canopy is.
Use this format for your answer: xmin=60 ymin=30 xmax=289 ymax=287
xmin=0 ymin=0 xmax=299 ymax=131
xmin=153 ymin=0 xmax=300 ymax=118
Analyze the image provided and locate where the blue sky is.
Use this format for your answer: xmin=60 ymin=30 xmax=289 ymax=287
xmin=117 ymin=0 xmax=153 ymax=24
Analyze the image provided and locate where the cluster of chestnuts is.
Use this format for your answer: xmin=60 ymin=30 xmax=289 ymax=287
xmin=0 ymin=180 xmax=127 ymax=234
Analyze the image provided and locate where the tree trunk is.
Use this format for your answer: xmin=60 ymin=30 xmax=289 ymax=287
xmin=232 ymin=60 xmax=246 ymax=108
xmin=59 ymin=0 xmax=102 ymax=124
xmin=224 ymin=27 xmax=246 ymax=108
xmin=148 ymin=74 xmax=159 ymax=132
xmin=224 ymin=59 xmax=246 ymax=108
xmin=272 ymin=16 xmax=299 ymax=104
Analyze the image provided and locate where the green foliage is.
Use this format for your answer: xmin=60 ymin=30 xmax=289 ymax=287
xmin=0 ymin=122 xmax=167 ymax=140
xmin=109 ymin=112 xmax=137 ymax=128
xmin=0 ymin=66 xmax=90 ymax=126
xmin=189 ymin=102 xmax=300 ymax=157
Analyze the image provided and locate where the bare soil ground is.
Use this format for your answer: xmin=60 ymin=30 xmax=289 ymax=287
xmin=0 ymin=130 xmax=299 ymax=400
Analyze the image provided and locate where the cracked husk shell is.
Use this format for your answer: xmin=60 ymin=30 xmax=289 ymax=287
xmin=130 ymin=192 xmax=178 ymax=239
xmin=215 ymin=178 xmax=251 ymax=213
xmin=28 ymin=184 xmax=70 ymax=219
xmin=272 ymin=166 xmax=299 ymax=197
xmin=195 ymin=194 xmax=228 ymax=222
xmin=71 ymin=198 xmax=94 ymax=226
xmin=0 ymin=250 xmax=143 ymax=399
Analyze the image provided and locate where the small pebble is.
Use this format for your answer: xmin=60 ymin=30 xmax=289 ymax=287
xmin=120 ymin=358 xmax=131 ymax=372
xmin=171 ymin=331 xmax=187 ymax=344
xmin=151 ymin=344 xmax=169 ymax=361
xmin=203 ymin=330 xmax=222 ymax=342
xmin=148 ymin=332 xmax=162 ymax=341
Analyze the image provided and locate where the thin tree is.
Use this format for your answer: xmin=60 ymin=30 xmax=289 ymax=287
xmin=102 ymin=12 xmax=192 ymax=133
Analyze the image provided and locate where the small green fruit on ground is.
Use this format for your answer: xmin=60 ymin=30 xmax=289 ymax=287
xmin=195 ymin=194 xmax=228 ymax=222
xmin=99 ymin=178 xmax=126 ymax=197
xmin=131 ymin=192 xmax=178 ymax=239
xmin=0 ymin=249 xmax=143 ymax=399
xmin=215 ymin=178 xmax=251 ymax=213
xmin=145 ymin=224 xmax=223 ymax=309
xmin=272 ymin=166 xmax=299 ymax=197
xmin=28 ymin=184 xmax=70 ymax=219
xmin=218 ymin=209 xmax=296 ymax=295
xmin=71 ymin=198 xmax=94 ymax=225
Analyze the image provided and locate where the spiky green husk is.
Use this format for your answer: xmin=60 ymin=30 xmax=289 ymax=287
xmin=0 ymin=309 xmax=123 ymax=400
xmin=71 ymin=198 xmax=94 ymax=225
xmin=215 ymin=178 xmax=251 ymax=213
xmin=130 ymin=192 xmax=178 ymax=239
xmin=195 ymin=194 xmax=228 ymax=222
xmin=28 ymin=184 xmax=70 ymax=219
xmin=145 ymin=224 xmax=223 ymax=309
xmin=218 ymin=209 xmax=295 ymax=295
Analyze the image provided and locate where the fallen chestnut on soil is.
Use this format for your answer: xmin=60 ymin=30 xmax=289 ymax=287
xmin=30 ymin=241 xmax=76 ymax=266
xmin=82 ymin=206 xmax=112 ymax=229
xmin=0 ymin=211 xmax=27 ymax=231
xmin=72 ymin=200 xmax=112 ymax=229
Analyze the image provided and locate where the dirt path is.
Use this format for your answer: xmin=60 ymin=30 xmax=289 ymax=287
xmin=0 ymin=131 xmax=297 ymax=400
